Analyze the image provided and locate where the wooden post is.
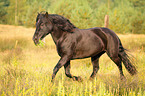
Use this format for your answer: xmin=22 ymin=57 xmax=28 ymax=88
xmin=104 ymin=15 xmax=109 ymax=28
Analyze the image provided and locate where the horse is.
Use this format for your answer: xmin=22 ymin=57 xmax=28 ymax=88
xmin=33 ymin=12 xmax=137 ymax=82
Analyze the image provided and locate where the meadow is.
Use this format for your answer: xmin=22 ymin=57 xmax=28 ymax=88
xmin=0 ymin=24 xmax=145 ymax=96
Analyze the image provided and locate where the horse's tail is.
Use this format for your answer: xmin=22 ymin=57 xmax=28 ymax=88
xmin=118 ymin=40 xmax=137 ymax=75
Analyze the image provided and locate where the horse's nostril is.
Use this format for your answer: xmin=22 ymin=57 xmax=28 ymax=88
xmin=33 ymin=36 xmax=37 ymax=41
xmin=33 ymin=36 xmax=35 ymax=40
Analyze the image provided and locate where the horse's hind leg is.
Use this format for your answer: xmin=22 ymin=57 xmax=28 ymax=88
xmin=64 ymin=61 xmax=82 ymax=81
xmin=90 ymin=57 xmax=99 ymax=79
xmin=107 ymin=53 xmax=125 ymax=80
xmin=90 ymin=51 xmax=105 ymax=80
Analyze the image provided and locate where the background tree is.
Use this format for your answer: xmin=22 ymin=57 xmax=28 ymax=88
xmin=25 ymin=0 xmax=50 ymax=27
xmin=0 ymin=0 xmax=9 ymax=24
xmin=0 ymin=0 xmax=145 ymax=34
xmin=6 ymin=0 xmax=28 ymax=25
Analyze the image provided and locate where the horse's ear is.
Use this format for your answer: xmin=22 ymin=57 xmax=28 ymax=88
xmin=36 ymin=12 xmax=40 ymax=22
xmin=37 ymin=12 xmax=40 ymax=16
xmin=45 ymin=12 xmax=49 ymax=18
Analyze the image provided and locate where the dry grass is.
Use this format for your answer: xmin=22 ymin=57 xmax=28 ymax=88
xmin=0 ymin=24 xmax=145 ymax=95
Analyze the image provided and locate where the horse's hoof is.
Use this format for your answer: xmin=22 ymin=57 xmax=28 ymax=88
xmin=72 ymin=76 xmax=83 ymax=82
xmin=51 ymin=79 xmax=55 ymax=83
xmin=77 ymin=76 xmax=83 ymax=82
xmin=120 ymin=76 xmax=126 ymax=82
xmin=89 ymin=77 xmax=94 ymax=81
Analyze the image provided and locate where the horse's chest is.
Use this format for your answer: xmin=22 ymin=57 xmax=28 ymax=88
xmin=56 ymin=41 xmax=75 ymax=57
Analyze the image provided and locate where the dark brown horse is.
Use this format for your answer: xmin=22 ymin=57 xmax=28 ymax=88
xmin=33 ymin=12 xmax=137 ymax=81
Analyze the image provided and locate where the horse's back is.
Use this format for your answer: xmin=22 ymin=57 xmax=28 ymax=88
xmin=71 ymin=28 xmax=106 ymax=59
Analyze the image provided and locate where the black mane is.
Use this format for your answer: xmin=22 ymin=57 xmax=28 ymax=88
xmin=37 ymin=12 xmax=76 ymax=32
xmin=50 ymin=14 xmax=76 ymax=32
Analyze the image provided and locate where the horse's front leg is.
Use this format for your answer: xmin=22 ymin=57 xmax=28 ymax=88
xmin=64 ymin=61 xmax=83 ymax=81
xmin=51 ymin=56 xmax=69 ymax=82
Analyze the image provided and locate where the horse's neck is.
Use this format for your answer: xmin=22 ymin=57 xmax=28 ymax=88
xmin=50 ymin=30 xmax=64 ymax=45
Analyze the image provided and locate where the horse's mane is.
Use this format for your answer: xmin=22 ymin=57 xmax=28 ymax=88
xmin=51 ymin=14 xmax=76 ymax=32
xmin=37 ymin=12 xmax=76 ymax=33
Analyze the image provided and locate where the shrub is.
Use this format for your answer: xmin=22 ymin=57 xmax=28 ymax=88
xmin=49 ymin=0 xmax=145 ymax=34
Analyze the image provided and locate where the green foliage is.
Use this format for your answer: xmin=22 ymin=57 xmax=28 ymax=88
xmin=129 ymin=0 xmax=145 ymax=12
xmin=0 ymin=0 xmax=145 ymax=34
xmin=131 ymin=13 xmax=145 ymax=34
xmin=0 ymin=0 xmax=9 ymax=23
xmin=49 ymin=0 xmax=94 ymax=29
xmin=108 ymin=0 xmax=136 ymax=33
xmin=6 ymin=0 xmax=28 ymax=25
xmin=49 ymin=0 xmax=145 ymax=34
xmin=25 ymin=0 xmax=51 ymax=27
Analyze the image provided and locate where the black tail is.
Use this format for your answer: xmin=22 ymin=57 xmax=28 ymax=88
xmin=119 ymin=40 xmax=137 ymax=75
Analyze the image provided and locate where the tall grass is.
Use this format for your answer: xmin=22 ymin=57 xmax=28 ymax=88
xmin=0 ymin=25 xmax=145 ymax=95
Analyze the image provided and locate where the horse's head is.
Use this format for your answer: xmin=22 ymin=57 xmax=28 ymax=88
xmin=33 ymin=12 xmax=53 ymax=45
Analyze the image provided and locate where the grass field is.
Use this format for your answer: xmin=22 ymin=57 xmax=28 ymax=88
xmin=0 ymin=24 xmax=145 ymax=96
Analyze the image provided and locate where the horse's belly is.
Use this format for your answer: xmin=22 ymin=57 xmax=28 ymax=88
xmin=72 ymin=43 xmax=104 ymax=59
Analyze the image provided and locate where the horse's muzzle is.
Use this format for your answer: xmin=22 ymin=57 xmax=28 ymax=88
xmin=33 ymin=36 xmax=39 ymax=45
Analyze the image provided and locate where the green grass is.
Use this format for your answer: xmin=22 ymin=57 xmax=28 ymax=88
xmin=0 ymin=24 xmax=145 ymax=96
